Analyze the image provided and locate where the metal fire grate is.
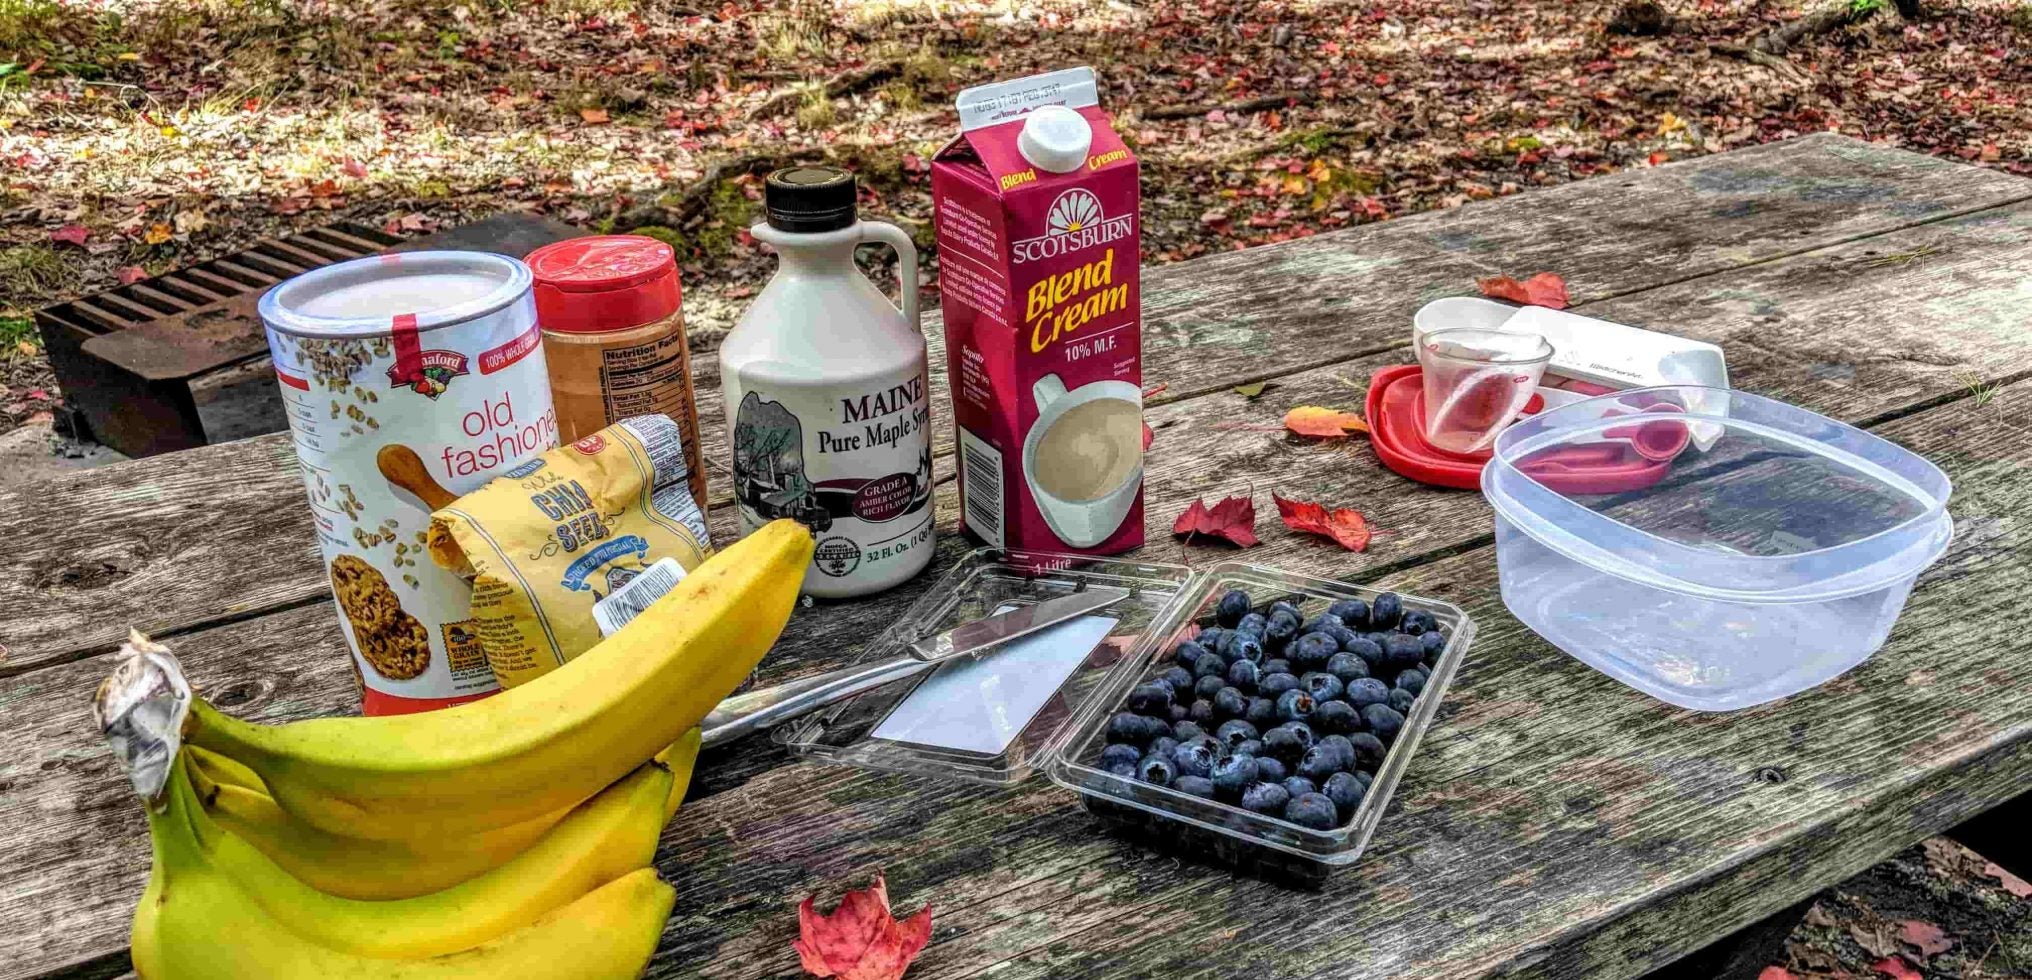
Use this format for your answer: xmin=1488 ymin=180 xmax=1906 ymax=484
xmin=33 ymin=214 xmax=583 ymax=458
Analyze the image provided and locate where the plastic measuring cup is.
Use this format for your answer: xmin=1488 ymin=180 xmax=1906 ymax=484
xmin=1417 ymin=327 xmax=1554 ymax=454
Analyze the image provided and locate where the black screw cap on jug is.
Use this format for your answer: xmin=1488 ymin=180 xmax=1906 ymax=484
xmin=764 ymin=167 xmax=858 ymax=233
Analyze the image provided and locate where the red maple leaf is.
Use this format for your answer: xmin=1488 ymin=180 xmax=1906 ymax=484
xmin=1984 ymin=862 xmax=2032 ymax=898
xmin=1173 ymin=496 xmax=1259 ymax=548
xmin=1872 ymin=956 xmax=1922 ymax=980
xmin=48 ymin=224 xmax=88 ymax=247
xmin=1756 ymin=969 xmax=1798 ymax=980
xmin=1476 ymin=272 xmax=1569 ymax=310
xmin=795 ymin=875 xmax=931 ymax=980
xmin=1272 ymin=494 xmax=1373 ymax=552
xmin=116 ymin=266 xmax=148 ymax=285
xmin=1897 ymin=920 xmax=1953 ymax=957
xmin=340 ymin=158 xmax=368 ymax=178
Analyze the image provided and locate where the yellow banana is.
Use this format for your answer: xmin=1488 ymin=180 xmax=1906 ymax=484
xmin=132 ymin=768 xmax=675 ymax=980
xmin=172 ymin=751 xmax=670 ymax=958
xmin=179 ymin=730 xmax=699 ymax=900
xmin=181 ymin=520 xmax=810 ymax=840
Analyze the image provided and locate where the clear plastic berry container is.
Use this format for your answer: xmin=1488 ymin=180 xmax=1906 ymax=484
xmin=1482 ymin=385 xmax=1953 ymax=711
xmin=1043 ymin=563 xmax=1473 ymax=888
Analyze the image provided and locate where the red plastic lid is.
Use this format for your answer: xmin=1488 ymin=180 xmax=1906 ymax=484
xmin=526 ymin=235 xmax=682 ymax=333
xmin=1365 ymin=365 xmax=1682 ymax=493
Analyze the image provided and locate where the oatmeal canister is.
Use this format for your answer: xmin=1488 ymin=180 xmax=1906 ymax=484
xmin=260 ymin=251 xmax=561 ymax=716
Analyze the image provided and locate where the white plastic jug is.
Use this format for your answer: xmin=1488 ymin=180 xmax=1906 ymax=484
xmin=721 ymin=166 xmax=936 ymax=598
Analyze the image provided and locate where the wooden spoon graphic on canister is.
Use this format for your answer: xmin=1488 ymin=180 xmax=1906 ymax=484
xmin=377 ymin=444 xmax=458 ymax=512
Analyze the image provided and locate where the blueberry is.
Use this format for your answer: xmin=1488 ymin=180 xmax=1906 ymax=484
xmin=1268 ymin=600 xmax=1301 ymax=621
xmin=1231 ymin=738 xmax=1264 ymax=759
xmin=1196 ymin=628 xmax=1227 ymax=654
xmin=1317 ymin=734 xmax=1357 ymax=769
xmin=1168 ymin=702 xmax=1190 ymax=722
xmin=1150 ymin=733 xmax=1180 ymax=757
xmin=1362 ymin=703 xmax=1405 ymax=740
xmin=1125 ymin=683 xmax=1173 ymax=714
xmin=1349 ymin=732 xmax=1388 ymax=769
xmin=1157 ymin=666 xmax=1195 ymax=695
xmin=1399 ymin=609 xmax=1438 ymax=636
xmin=1175 ymin=775 xmax=1216 ymax=800
xmin=1235 ymin=612 xmax=1268 ymax=637
xmin=1275 ymin=689 xmax=1316 ymax=722
xmin=1257 ymin=672 xmax=1300 ymax=698
xmin=1135 ymin=754 xmax=1176 ymax=786
xmin=1253 ymin=755 xmax=1290 ymax=783
xmin=1226 ymin=635 xmax=1265 ymax=666
xmin=1209 ymin=754 xmax=1259 ymax=798
xmin=1345 ymin=637 xmax=1385 ymax=670
xmin=1261 ymin=658 xmax=1292 ymax=676
xmin=1261 ymin=725 xmax=1307 ymax=760
xmin=1419 ymin=629 xmax=1447 ymax=662
xmin=1225 ymin=659 xmax=1261 ymax=692
xmin=1301 ymin=671 xmax=1344 ymax=702
xmin=1264 ymin=610 xmax=1302 ymax=648
xmin=1325 ymin=652 xmax=1370 ymax=683
xmin=1283 ymin=776 xmax=1318 ymax=799
xmin=1323 ymin=771 xmax=1367 ymax=819
xmin=1240 ymin=781 xmax=1291 ymax=815
xmin=1387 ymin=688 xmax=1417 ymax=714
xmin=1371 ymin=592 xmax=1402 ymax=629
xmin=1284 ymin=792 xmax=1339 ymax=830
xmin=1171 ymin=740 xmax=1217 ymax=779
xmin=1193 ymin=653 xmax=1228 ymax=680
xmin=1173 ymin=640 xmax=1209 ymax=668
xmin=1106 ymin=712 xmax=1147 ymax=744
xmin=1383 ymin=633 xmax=1424 ymax=670
xmin=1215 ymin=589 xmax=1252 ymax=628
xmin=1103 ymin=759 xmax=1137 ymax=777
xmin=1213 ymin=686 xmax=1248 ymax=718
xmin=1244 ymin=696 xmax=1280 ymax=728
xmin=1172 ymin=720 xmax=1206 ymax=743
xmin=1215 ymin=719 xmax=1259 ymax=749
xmin=1311 ymin=699 xmax=1361 ymax=735
xmin=1297 ymin=745 xmax=1347 ymax=781
xmin=1275 ymin=720 xmax=1317 ymax=755
xmin=1189 ymin=700 xmax=1216 ymax=724
xmin=1290 ymin=632 xmax=1339 ymax=671
xmin=1100 ymin=743 xmax=1141 ymax=768
xmin=1344 ymin=676 xmax=1391 ymax=709
xmin=1183 ymin=734 xmax=1224 ymax=757
xmin=1194 ymin=674 xmax=1226 ymax=700
xmin=1395 ymin=669 xmax=1427 ymax=695
xmin=1301 ymin=613 xmax=1345 ymax=636
xmin=1353 ymin=770 xmax=1373 ymax=790
xmin=1326 ymin=625 xmax=1362 ymax=651
xmin=1327 ymin=598 xmax=1370 ymax=630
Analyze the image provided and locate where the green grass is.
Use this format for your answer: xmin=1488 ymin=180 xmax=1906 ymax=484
xmin=1 ymin=315 xmax=35 ymax=348
xmin=0 ymin=245 xmax=70 ymax=299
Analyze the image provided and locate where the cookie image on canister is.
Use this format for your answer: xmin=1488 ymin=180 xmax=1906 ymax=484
xmin=329 ymin=555 xmax=432 ymax=680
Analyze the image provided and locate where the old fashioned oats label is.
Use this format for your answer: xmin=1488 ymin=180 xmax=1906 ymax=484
xmin=261 ymin=251 xmax=559 ymax=715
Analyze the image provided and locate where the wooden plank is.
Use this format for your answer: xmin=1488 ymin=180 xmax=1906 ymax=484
xmin=0 ymin=137 xmax=2023 ymax=678
xmin=6 ymin=217 xmax=2032 ymax=974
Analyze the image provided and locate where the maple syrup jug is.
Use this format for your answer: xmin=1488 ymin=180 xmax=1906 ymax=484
xmin=720 ymin=167 xmax=936 ymax=598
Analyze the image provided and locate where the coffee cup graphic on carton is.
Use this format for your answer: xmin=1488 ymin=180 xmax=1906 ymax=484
xmin=932 ymin=67 xmax=1145 ymax=555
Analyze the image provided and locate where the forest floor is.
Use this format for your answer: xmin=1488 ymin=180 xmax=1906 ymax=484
xmin=1 ymin=1 xmax=2030 ymax=972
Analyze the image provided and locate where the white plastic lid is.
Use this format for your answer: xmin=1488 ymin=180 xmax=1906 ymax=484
xmin=258 ymin=251 xmax=532 ymax=338
xmin=1017 ymin=105 xmax=1093 ymax=174
xmin=1483 ymin=387 xmax=1953 ymax=603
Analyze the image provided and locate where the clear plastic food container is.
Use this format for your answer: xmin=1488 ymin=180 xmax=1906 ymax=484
xmin=779 ymin=550 xmax=1475 ymax=888
xmin=1482 ymin=386 xmax=1952 ymax=711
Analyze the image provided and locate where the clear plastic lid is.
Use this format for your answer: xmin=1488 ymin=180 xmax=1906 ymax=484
xmin=1483 ymin=386 xmax=1953 ymax=602
xmin=776 ymin=550 xmax=1191 ymax=786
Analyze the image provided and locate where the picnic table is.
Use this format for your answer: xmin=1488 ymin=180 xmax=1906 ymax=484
xmin=3 ymin=132 xmax=2031 ymax=980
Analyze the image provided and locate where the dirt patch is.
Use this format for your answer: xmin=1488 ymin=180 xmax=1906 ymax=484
xmin=1771 ymin=837 xmax=2032 ymax=979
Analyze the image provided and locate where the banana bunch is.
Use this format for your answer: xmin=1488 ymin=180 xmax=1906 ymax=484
xmin=101 ymin=521 xmax=816 ymax=979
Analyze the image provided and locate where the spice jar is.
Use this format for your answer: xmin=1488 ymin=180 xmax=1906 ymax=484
xmin=527 ymin=235 xmax=707 ymax=512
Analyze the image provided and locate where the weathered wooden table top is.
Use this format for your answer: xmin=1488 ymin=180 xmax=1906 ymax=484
xmin=3 ymin=133 xmax=2031 ymax=980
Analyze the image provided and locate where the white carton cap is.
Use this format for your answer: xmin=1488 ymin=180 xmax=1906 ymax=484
xmin=1017 ymin=105 xmax=1093 ymax=173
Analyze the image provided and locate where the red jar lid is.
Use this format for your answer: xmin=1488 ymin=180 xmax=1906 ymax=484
xmin=526 ymin=235 xmax=682 ymax=333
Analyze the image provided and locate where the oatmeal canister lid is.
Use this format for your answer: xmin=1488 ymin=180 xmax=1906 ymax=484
xmin=258 ymin=250 xmax=533 ymax=338
xmin=526 ymin=236 xmax=682 ymax=334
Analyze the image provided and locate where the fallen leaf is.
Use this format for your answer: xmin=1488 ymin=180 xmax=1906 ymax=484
xmin=1476 ymin=272 xmax=1569 ymax=310
xmin=1173 ymin=496 xmax=1259 ymax=548
xmin=1284 ymin=405 xmax=1369 ymax=438
xmin=1897 ymin=920 xmax=1952 ymax=957
xmin=1757 ymin=968 xmax=1798 ymax=980
xmin=24 ymin=388 xmax=49 ymax=401
xmin=116 ymin=265 xmax=148 ymax=284
xmin=173 ymin=210 xmax=207 ymax=235
xmin=1805 ymin=904 xmax=1838 ymax=929
xmin=341 ymin=158 xmax=368 ymax=178
xmin=1658 ymin=111 xmax=1686 ymax=134
xmin=1648 ymin=150 xmax=1670 ymax=166
xmin=143 ymin=223 xmax=172 ymax=245
xmin=15 ymin=339 xmax=35 ymax=356
xmin=1273 ymin=494 xmax=1372 ymax=551
xmin=1851 ymin=924 xmax=1899 ymax=959
xmin=1871 ymin=956 xmax=1922 ymax=980
xmin=579 ymin=107 xmax=611 ymax=124
xmin=1142 ymin=419 xmax=1154 ymax=451
xmin=1233 ymin=381 xmax=1268 ymax=399
xmin=794 ymin=875 xmax=931 ymax=980
xmin=1978 ymin=143 xmax=2001 ymax=162
xmin=1984 ymin=862 xmax=2032 ymax=898
xmin=49 ymin=224 xmax=88 ymax=247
